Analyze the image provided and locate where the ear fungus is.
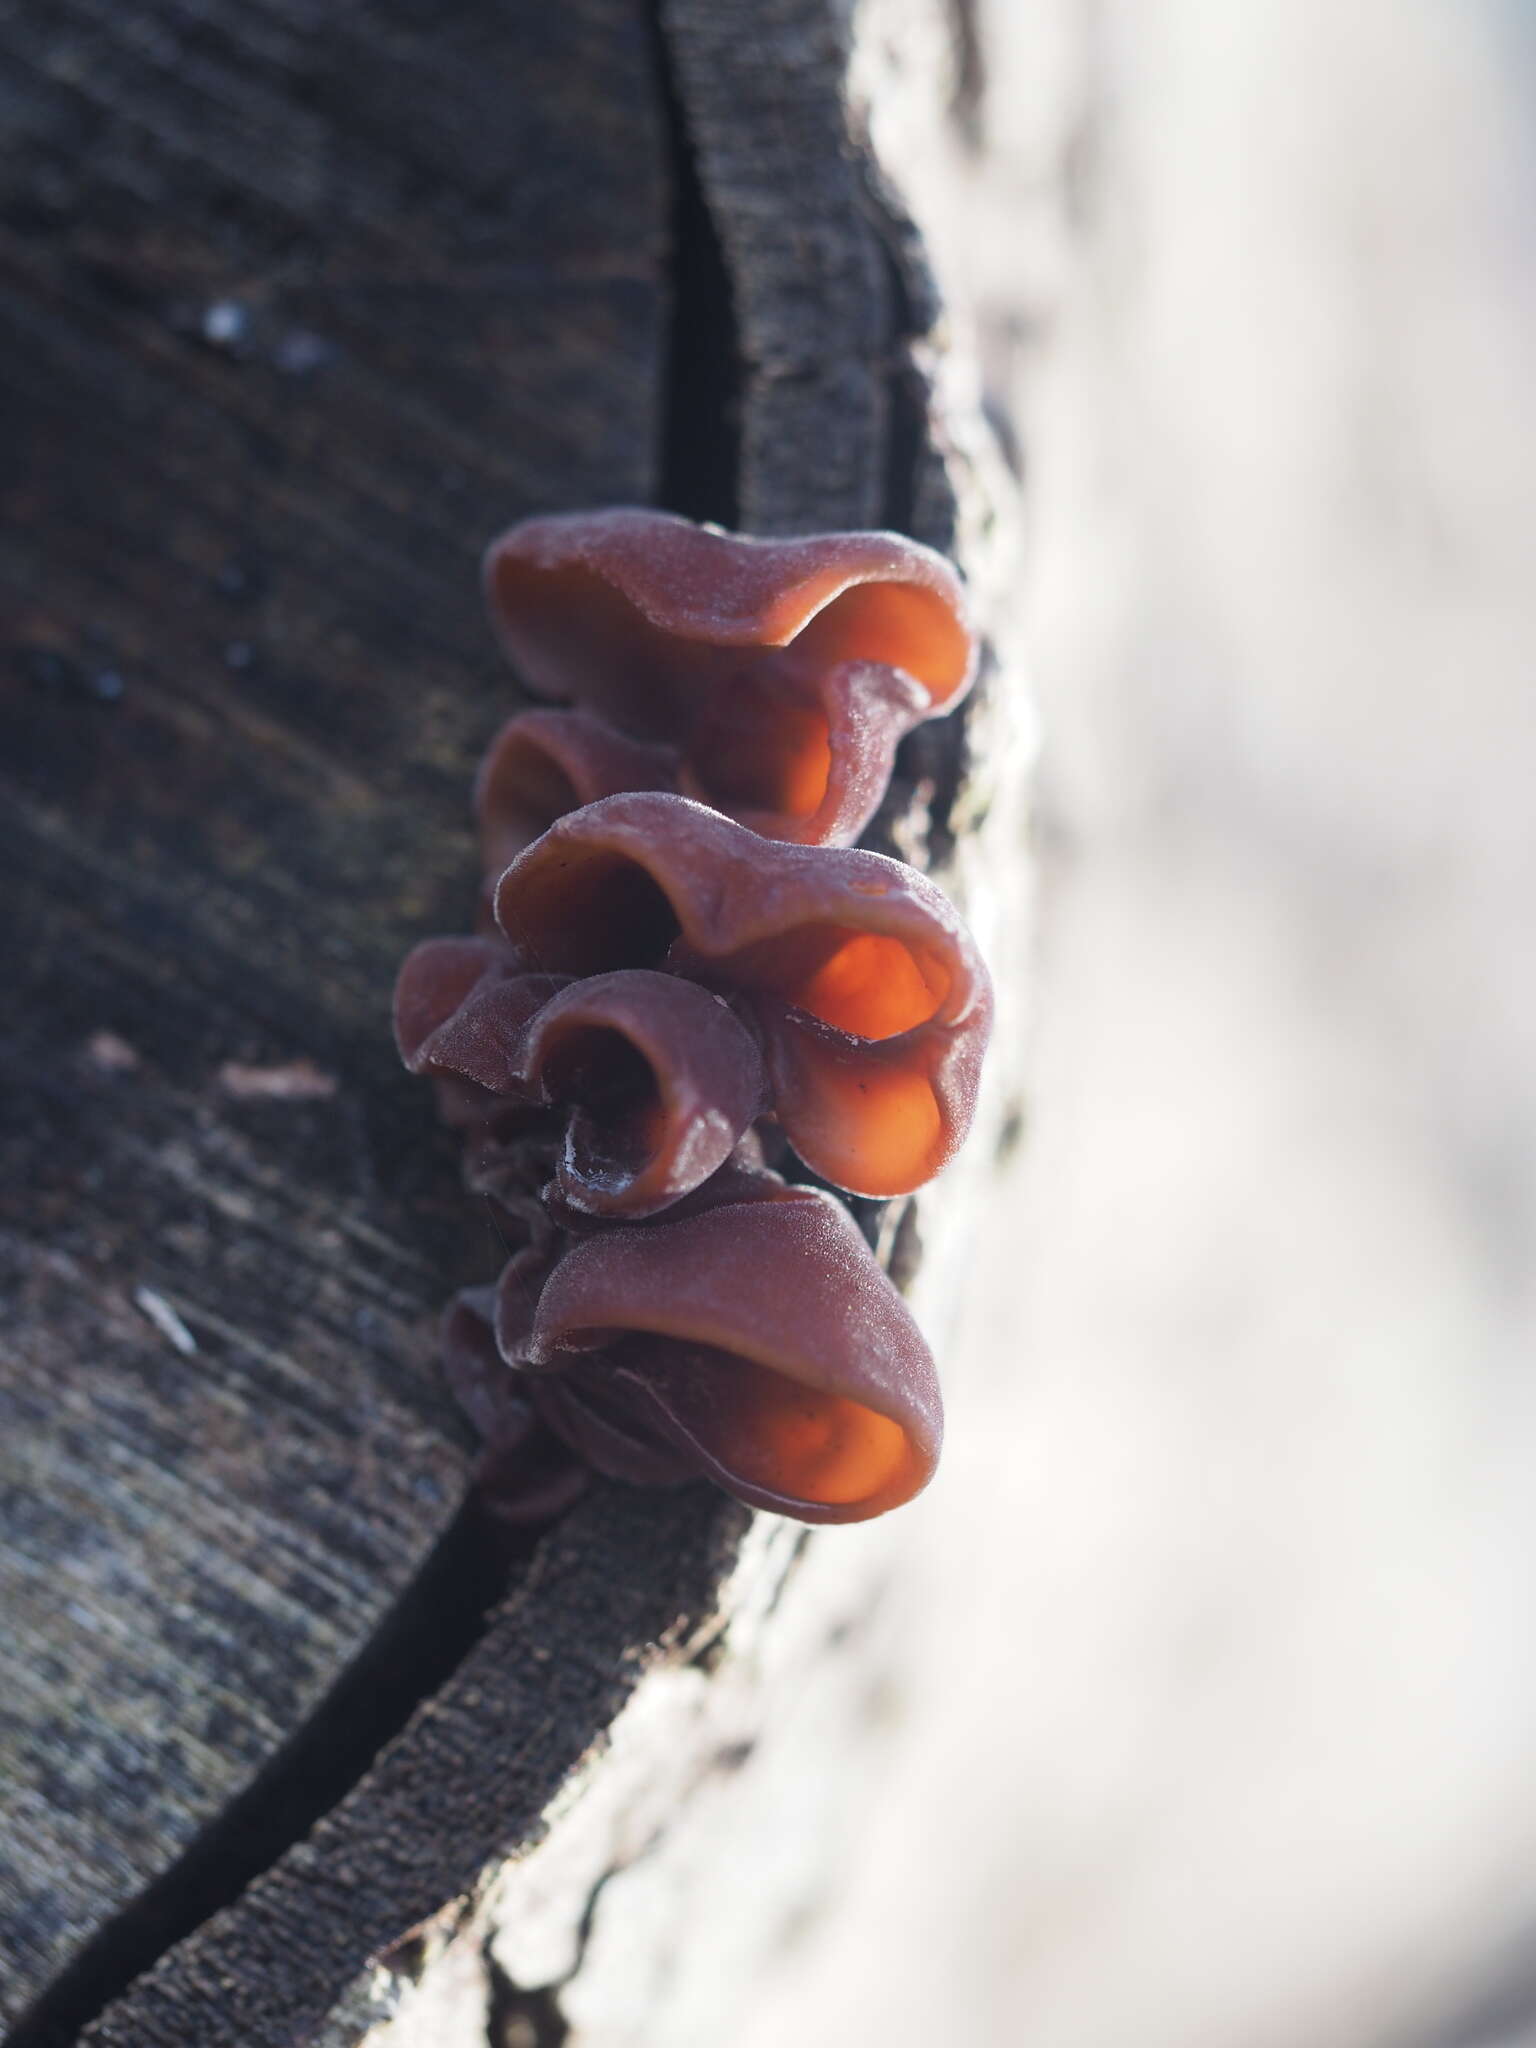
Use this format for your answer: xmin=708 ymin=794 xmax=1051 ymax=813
xmin=492 ymin=792 xmax=991 ymax=1198
xmin=517 ymin=972 xmax=767 ymax=1218
xmin=482 ymin=508 xmax=974 ymax=846
xmin=401 ymin=510 xmax=989 ymax=1527
xmin=394 ymin=936 xmax=568 ymax=1095
xmin=517 ymin=1181 xmax=942 ymax=1524
xmin=476 ymin=709 xmax=680 ymax=875
xmin=395 ymin=936 xmax=523 ymax=1072
xmin=398 ymin=944 xmax=766 ymax=1218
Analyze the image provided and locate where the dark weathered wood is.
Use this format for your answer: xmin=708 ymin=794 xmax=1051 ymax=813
xmin=661 ymin=0 xmax=896 ymax=535
xmin=82 ymin=1486 xmax=750 ymax=2048
xmin=1 ymin=0 xmax=995 ymax=2039
xmin=0 ymin=0 xmax=670 ymax=2029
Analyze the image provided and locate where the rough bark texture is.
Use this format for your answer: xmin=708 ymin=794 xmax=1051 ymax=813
xmin=0 ymin=0 xmax=1002 ymax=2040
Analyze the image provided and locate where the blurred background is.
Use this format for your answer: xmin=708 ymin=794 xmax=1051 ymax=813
xmin=733 ymin=1 xmax=1536 ymax=2042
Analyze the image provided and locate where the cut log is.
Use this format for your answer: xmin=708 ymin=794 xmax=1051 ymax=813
xmin=0 ymin=1 xmax=1016 ymax=2040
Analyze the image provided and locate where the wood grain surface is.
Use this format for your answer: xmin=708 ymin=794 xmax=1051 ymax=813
xmin=0 ymin=0 xmax=976 ymax=2037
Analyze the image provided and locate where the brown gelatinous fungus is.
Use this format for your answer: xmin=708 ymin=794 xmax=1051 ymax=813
xmin=476 ymin=708 xmax=680 ymax=875
xmin=482 ymin=507 xmax=975 ymax=846
xmin=395 ymin=936 xmax=521 ymax=1074
xmin=397 ymin=943 xmax=766 ymax=1219
xmin=492 ymin=792 xmax=992 ymax=1199
xmin=514 ymin=1179 xmax=943 ymax=1524
xmin=519 ymin=972 xmax=766 ymax=1218
xmin=400 ymin=510 xmax=989 ymax=1525
xmin=394 ymin=935 xmax=567 ymax=1097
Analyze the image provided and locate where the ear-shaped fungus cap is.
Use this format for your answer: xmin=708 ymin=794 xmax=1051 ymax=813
xmin=476 ymin=709 xmax=680 ymax=876
xmin=523 ymin=1182 xmax=942 ymax=1523
xmin=393 ymin=936 xmax=565 ymax=1093
xmin=398 ymin=942 xmax=766 ymax=1218
xmin=517 ymin=971 xmax=766 ymax=1219
xmin=492 ymin=793 xmax=992 ymax=1198
xmin=483 ymin=508 xmax=976 ymax=847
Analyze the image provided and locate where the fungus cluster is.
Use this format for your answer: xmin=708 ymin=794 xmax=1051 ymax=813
xmin=396 ymin=508 xmax=990 ymax=1525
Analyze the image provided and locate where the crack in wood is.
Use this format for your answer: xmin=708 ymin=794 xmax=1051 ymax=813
xmin=6 ymin=1497 xmax=541 ymax=2048
xmin=647 ymin=0 xmax=742 ymax=528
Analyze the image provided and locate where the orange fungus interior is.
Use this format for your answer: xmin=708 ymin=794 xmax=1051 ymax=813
xmin=649 ymin=1345 xmax=918 ymax=1510
xmin=785 ymin=927 xmax=949 ymax=1038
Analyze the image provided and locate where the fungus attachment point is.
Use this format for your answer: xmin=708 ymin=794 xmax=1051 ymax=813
xmin=483 ymin=509 xmax=974 ymax=846
xmin=525 ymin=1183 xmax=941 ymax=1523
xmin=440 ymin=1288 xmax=589 ymax=1524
